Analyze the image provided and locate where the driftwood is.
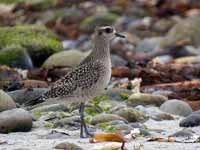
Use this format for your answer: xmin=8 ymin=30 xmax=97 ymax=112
xmin=112 ymin=63 xmax=200 ymax=85
xmin=141 ymin=80 xmax=200 ymax=101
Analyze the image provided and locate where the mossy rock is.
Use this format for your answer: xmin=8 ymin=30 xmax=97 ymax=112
xmin=0 ymin=25 xmax=63 ymax=67
xmin=53 ymin=7 xmax=82 ymax=20
xmin=0 ymin=0 xmax=57 ymax=9
xmin=0 ymin=0 xmax=26 ymax=4
xmin=80 ymin=12 xmax=119 ymax=32
xmin=0 ymin=45 xmax=33 ymax=69
xmin=42 ymin=50 xmax=89 ymax=69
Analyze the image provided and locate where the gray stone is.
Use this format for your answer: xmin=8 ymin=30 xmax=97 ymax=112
xmin=80 ymin=12 xmax=119 ymax=32
xmin=179 ymin=114 xmax=200 ymax=127
xmin=115 ymin=107 xmax=149 ymax=123
xmin=31 ymin=104 xmax=68 ymax=113
xmin=111 ymin=54 xmax=127 ymax=67
xmin=152 ymin=18 xmax=176 ymax=33
xmin=91 ymin=114 xmax=127 ymax=125
xmin=105 ymin=88 xmax=132 ymax=101
xmin=160 ymin=15 xmax=200 ymax=48
xmin=135 ymin=37 xmax=163 ymax=52
xmin=128 ymin=93 xmax=167 ymax=107
xmin=54 ymin=116 xmax=80 ymax=129
xmin=160 ymin=100 xmax=192 ymax=116
xmin=0 ymin=108 xmax=32 ymax=133
xmin=7 ymin=88 xmax=48 ymax=105
xmin=109 ymin=120 xmax=127 ymax=125
xmin=45 ymin=130 xmax=70 ymax=139
xmin=114 ymin=124 xmax=132 ymax=131
xmin=169 ymin=129 xmax=194 ymax=137
xmin=0 ymin=90 xmax=16 ymax=112
xmin=153 ymin=113 xmax=175 ymax=121
xmin=55 ymin=142 xmax=82 ymax=150
xmin=42 ymin=50 xmax=89 ymax=69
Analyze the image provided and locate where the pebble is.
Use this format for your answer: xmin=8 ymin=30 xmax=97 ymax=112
xmin=179 ymin=114 xmax=200 ymax=127
xmin=160 ymin=99 xmax=192 ymax=117
xmin=7 ymin=88 xmax=48 ymax=105
xmin=169 ymin=129 xmax=194 ymax=137
xmin=54 ymin=116 xmax=80 ymax=130
xmin=128 ymin=93 xmax=167 ymax=107
xmin=135 ymin=37 xmax=162 ymax=53
xmin=31 ymin=104 xmax=69 ymax=113
xmin=55 ymin=142 xmax=82 ymax=150
xmin=42 ymin=50 xmax=89 ymax=69
xmin=0 ymin=108 xmax=32 ymax=133
xmin=115 ymin=107 xmax=148 ymax=123
xmin=90 ymin=114 xmax=127 ymax=125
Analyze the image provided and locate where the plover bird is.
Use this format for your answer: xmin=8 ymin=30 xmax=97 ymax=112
xmin=26 ymin=26 xmax=125 ymax=138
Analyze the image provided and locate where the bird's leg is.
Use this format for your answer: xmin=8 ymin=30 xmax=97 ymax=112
xmin=79 ymin=102 xmax=84 ymax=138
xmin=79 ymin=102 xmax=93 ymax=138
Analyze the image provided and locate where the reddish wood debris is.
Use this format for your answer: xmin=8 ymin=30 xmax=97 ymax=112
xmin=141 ymin=80 xmax=200 ymax=101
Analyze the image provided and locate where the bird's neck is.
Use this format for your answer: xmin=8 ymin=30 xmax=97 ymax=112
xmin=81 ymin=38 xmax=111 ymax=65
xmin=93 ymin=38 xmax=111 ymax=61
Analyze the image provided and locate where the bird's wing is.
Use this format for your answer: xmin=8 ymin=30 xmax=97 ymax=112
xmin=41 ymin=60 xmax=103 ymax=100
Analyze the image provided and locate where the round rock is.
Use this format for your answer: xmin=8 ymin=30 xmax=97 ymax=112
xmin=90 ymin=114 xmax=127 ymax=125
xmin=160 ymin=99 xmax=192 ymax=116
xmin=7 ymin=88 xmax=48 ymax=105
xmin=31 ymin=104 xmax=68 ymax=113
xmin=179 ymin=114 xmax=200 ymax=127
xmin=169 ymin=129 xmax=194 ymax=137
xmin=42 ymin=50 xmax=88 ymax=69
xmin=115 ymin=107 xmax=148 ymax=123
xmin=135 ymin=37 xmax=162 ymax=53
xmin=0 ymin=108 xmax=32 ymax=133
xmin=128 ymin=93 xmax=167 ymax=107
xmin=0 ymin=90 xmax=16 ymax=112
xmin=55 ymin=142 xmax=82 ymax=150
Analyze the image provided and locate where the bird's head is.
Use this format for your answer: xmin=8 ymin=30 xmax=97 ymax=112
xmin=95 ymin=26 xmax=125 ymax=41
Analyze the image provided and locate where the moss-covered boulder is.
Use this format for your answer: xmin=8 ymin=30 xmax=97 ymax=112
xmin=0 ymin=45 xmax=33 ymax=69
xmin=80 ymin=13 xmax=119 ymax=32
xmin=0 ymin=25 xmax=63 ymax=67
xmin=0 ymin=0 xmax=26 ymax=4
xmin=0 ymin=0 xmax=57 ymax=9
xmin=42 ymin=50 xmax=89 ymax=69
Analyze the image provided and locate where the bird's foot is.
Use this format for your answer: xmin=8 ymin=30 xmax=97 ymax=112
xmin=80 ymin=125 xmax=93 ymax=138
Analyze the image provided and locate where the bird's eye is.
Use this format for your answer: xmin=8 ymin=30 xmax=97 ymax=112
xmin=98 ymin=31 xmax=102 ymax=35
xmin=105 ymin=27 xmax=113 ymax=33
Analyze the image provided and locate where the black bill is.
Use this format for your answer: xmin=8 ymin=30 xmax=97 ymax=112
xmin=115 ymin=33 xmax=126 ymax=38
